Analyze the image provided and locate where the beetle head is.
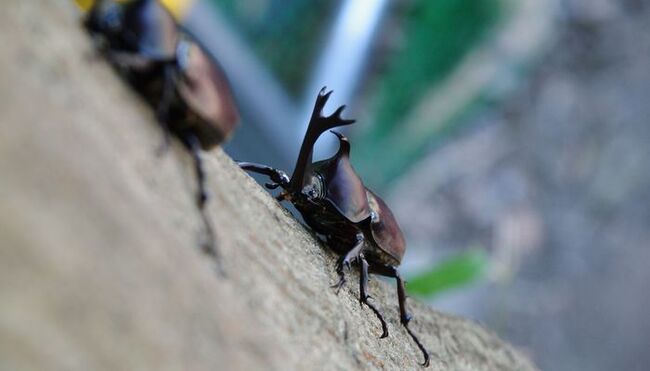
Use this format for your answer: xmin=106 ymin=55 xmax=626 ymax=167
xmin=85 ymin=0 xmax=124 ymax=36
xmin=85 ymin=0 xmax=178 ymax=59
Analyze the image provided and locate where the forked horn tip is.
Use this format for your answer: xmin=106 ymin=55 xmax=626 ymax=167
xmin=329 ymin=130 xmax=346 ymax=140
xmin=318 ymin=86 xmax=333 ymax=98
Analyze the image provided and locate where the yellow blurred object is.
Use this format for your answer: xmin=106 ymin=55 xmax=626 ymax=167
xmin=73 ymin=0 xmax=94 ymax=11
xmin=72 ymin=0 xmax=193 ymax=21
xmin=160 ymin=0 xmax=193 ymax=20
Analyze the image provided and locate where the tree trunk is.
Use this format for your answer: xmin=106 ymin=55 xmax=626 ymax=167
xmin=0 ymin=1 xmax=537 ymax=370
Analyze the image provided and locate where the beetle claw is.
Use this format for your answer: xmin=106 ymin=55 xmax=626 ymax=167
xmin=360 ymin=295 xmax=375 ymax=306
xmin=404 ymin=323 xmax=430 ymax=368
xmin=197 ymin=191 xmax=208 ymax=208
xmin=331 ymin=276 xmax=346 ymax=294
xmin=265 ymin=182 xmax=280 ymax=189
xmin=361 ymin=299 xmax=389 ymax=339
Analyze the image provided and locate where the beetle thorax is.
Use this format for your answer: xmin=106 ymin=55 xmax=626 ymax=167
xmin=300 ymin=172 xmax=325 ymax=201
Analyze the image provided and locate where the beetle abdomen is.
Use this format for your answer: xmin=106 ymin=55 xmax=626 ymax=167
xmin=296 ymin=198 xmax=362 ymax=253
xmin=86 ymin=0 xmax=239 ymax=150
xmin=366 ymin=190 xmax=406 ymax=264
xmin=176 ymin=41 xmax=239 ymax=149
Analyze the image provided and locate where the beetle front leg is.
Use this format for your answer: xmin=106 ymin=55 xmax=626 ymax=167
xmin=101 ymin=50 xmax=178 ymax=154
xmin=198 ymin=208 xmax=218 ymax=260
xmin=183 ymin=133 xmax=208 ymax=209
xmin=104 ymin=50 xmax=155 ymax=70
xmin=154 ymin=63 xmax=178 ymax=155
xmin=237 ymin=161 xmax=290 ymax=192
xmin=359 ymin=255 xmax=389 ymax=338
xmin=332 ymin=233 xmax=364 ymax=294
xmin=370 ymin=264 xmax=430 ymax=367
xmin=181 ymin=132 xmax=220 ymax=259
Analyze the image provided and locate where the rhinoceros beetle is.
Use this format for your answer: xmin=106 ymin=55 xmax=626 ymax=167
xmin=84 ymin=0 xmax=239 ymax=257
xmin=238 ymin=88 xmax=430 ymax=367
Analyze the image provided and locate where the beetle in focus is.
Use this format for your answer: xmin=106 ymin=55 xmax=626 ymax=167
xmin=238 ymin=88 xmax=430 ymax=367
xmin=83 ymin=0 xmax=239 ymax=256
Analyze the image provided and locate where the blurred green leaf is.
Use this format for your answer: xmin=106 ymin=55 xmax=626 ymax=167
xmin=406 ymin=248 xmax=488 ymax=298
xmin=213 ymin=0 xmax=336 ymax=97
xmin=354 ymin=0 xmax=502 ymax=190
xmin=365 ymin=0 xmax=501 ymax=141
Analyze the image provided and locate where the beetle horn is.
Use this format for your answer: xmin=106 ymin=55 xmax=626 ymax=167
xmin=289 ymin=87 xmax=355 ymax=191
xmin=329 ymin=130 xmax=351 ymax=157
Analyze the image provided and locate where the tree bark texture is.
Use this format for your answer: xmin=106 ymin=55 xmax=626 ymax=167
xmin=0 ymin=1 xmax=538 ymax=370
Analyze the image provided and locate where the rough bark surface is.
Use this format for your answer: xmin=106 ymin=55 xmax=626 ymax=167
xmin=0 ymin=1 xmax=538 ymax=370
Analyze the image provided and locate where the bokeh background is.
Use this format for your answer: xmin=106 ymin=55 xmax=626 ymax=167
xmin=196 ymin=0 xmax=650 ymax=370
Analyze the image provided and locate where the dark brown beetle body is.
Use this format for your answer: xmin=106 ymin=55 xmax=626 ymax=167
xmin=238 ymin=88 xmax=430 ymax=367
xmin=84 ymin=0 xmax=239 ymax=256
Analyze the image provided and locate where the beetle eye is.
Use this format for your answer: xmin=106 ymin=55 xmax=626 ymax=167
xmin=302 ymin=174 xmax=324 ymax=199
xmin=302 ymin=183 xmax=316 ymax=198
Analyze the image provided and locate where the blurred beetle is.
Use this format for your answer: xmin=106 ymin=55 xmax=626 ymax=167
xmin=83 ymin=0 xmax=239 ymax=256
xmin=238 ymin=88 xmax=430 ymax=367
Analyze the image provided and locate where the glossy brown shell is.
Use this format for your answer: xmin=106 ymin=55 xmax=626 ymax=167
xmin=308 ymin=132 xmax=406 ymax=264
xmin=312 ymin=132 xmax=371 ymax=224
xmin=177 ymin=42 xmax=240 ymax=149
xmin=366 ymin=190 xmax=406 ymax=264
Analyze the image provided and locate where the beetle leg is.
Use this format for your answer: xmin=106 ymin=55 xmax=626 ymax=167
xmin=369 ymin=264 xmax=430 ymax=367
xmin=331 ymin=261 xmax=346 ymax=294
xmin=359 ymin=255 xmax=389 ymax=338
xmin=104 ymin=50 xmax=156 ymax=70
xmin=86 ymin=34 xmax=108 ymax=62
xmin=181 ymin=132 xmax=221 ymax=261
xmin=237 ymin=161 xmax=290 ymax=190
xmin=332 ymin=234 xmax=364 ymax=294
xmin=183 ymin=133 xmax=208 ymax=209
xmin=198 ymin=207 xmax=219 ymax=260
xmin=154 ymin=63 xmax=178 ymax=154
xmin=101 ymin=49 xmax=178 ymax=154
